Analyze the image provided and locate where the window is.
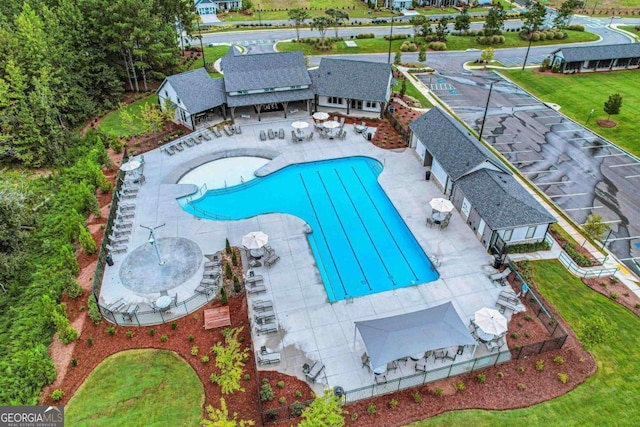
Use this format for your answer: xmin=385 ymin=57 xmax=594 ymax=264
xmin=503 ymin=229 xmax=513 ymax=241
xmin=328 ymin=96 xmax=343 ymax=104
xmin=176 ymin=97 xmax=181 ymax=105
xmin=365 ymin=101 xmax=377 ymax=108
xmin=526 ymin=226 xmax=536 ymax=239
xmin=164 ymin=90 xmax=168 ymax=97
xmin=265 ymin=88 xmax=274 ymax=92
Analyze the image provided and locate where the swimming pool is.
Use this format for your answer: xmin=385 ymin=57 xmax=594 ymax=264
xmin=180 ymin=156 xmax=438 ymax=302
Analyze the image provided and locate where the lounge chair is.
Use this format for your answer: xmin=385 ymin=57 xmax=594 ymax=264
xmin=434 ymin=350 xmax=454 ymax=362
xmin=255 ymin=322 xmax=278 ymax=335
xmin=374 ymin=374 xmax=387 ymax=385
xmin=111 ymin=228 xmax=131 ymax=237
xmin=260 ymin=130 xmax=267 ymax=141
xmin=291 ymin=130 xmax=298 ymax=142
xmin=252 ymin=299 xmax=273 ymax=312
xmin=223 ymin=124 xmax=234 ymax=136
xmin=203 ymin=270 xmax=220 ymax=280
xmin=264 ymin=255 xmax=280 ymax=268
xmin=173 ymin=142 xmax=184 ymax=151
xmin=234 ymin=125 xmax=241 ymax=134
xmin=278 ymin=128 xmax=285 ymax=139
xmin=257 ymin=350 xmax=281 ymax=365
xmin=106 ymin=244 xmax=127 ymax=254
xmin=304 ymin=361 xmax=325 ymax=383
xmin=247 ymin=284 xmax=266 ymax=295
xmin=161 ymin=147 xmax=175 ymax=156
xmin=254 ymin=309 xmax=275 ymax=323
xmin=204 ymin=260 xmax=220 ymax=269
xmin=498 ymin=290 xmax=520 ymax=305
xmin=490 ymin=267 xmax=512 ymax=285
xmin=415 ymin=362 xmax=427 ymax=373
xmin=183 ymin=138 xmax=194 ymax=147
xmin=195 ymin=284 xmax=214 ymax=295
xmin=115 ymin=220 xmax=133 ymax=229
xmin=386 ymin=361 xmax=398 ymax=373
xmin=245 ymin=275 xmax=263 ymax=284
xmin=486 ymin=337 xmax=504 ymax=352
xmin=200 ymin=278 xmax=219 ymax=287
xmin=118 ymin=210 xmax=134 ymax=220
xmin=122 ymin=304 xmax=139 ymax=321
xmin=119 ymin=202 xmax=135 ymax=211
xmin=495 ymin=299 xmax=517 ymax=314
xmin=109 ymin=235 xmax=129 ymax=245
xmin=212 ymin=127 xmax=222 ymax=138
xmin=106 ymin=299 xmax=125 ymax=312
xmin=200 ymin=132 xmax=211 ymax=141
xmin=268 ymin=129 xmax=275 ymax=139
xmin=307 ymin=132 xmax=314 ymax=141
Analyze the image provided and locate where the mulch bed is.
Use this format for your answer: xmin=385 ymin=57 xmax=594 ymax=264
xmin=583 ymin=275 xmax=640 ymax=315
xmin=596 ymin=119 xmax=617 ymax=128
xmin=548 ymin=227 xmax=600 ymax=266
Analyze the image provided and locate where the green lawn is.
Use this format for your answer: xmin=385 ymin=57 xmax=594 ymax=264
xmin=414 ymin=259 xmax=640 ymax=426
xmin=66 ymin=350 xmax=204 ymax=427
xmin=394 ymin=77 xmax=433 ymax=108
xmin=97 ymin=95 xmax=158 ymax=138
xmin=188 ymin=44 xmax=229 ymax=77
xmin=218 ymin=0 xmax=394 ymax=21
xmin=500 ymin=69 xmax=640 ymax=157
xmin=276 ymin=30 xmax=598 ymax=55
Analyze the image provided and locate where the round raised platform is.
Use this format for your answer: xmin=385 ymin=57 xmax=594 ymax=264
xmin=119 ymin=237 xmax=202 ymax=294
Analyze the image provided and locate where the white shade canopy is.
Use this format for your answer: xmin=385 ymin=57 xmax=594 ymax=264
xmin=241 ymin=231 xmax=269 ymax=249
xmin=322 ymin=120 xmax=340 ymax=129
xmin=474 ymin=307 xmax=508 ymax=336
xmin=429 ymin=197 xmax=454 ymax=213
xmin=313 ymin=111 xmax=329 ymax=121
xmin=120 ymin=160 xmax=142 ymax=172
xmin=291 ymin=121 xmax=310 ymax=130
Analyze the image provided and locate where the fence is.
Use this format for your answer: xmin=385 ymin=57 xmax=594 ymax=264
xmin=383 ymin=107 xmax=411 ymax=146
xmin=558 ymin=251 xmax=618 ymax=278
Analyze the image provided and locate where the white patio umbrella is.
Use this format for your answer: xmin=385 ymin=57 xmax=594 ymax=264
xmin=313 ymin=111 xmax=329 ymax=121
xmin=241 ymin=231 xmax=269 ymax=250
xmin=474 ymin=307 xmax=508 ymax=336
xmin=429 ymin=197 xmax=454 ymax=213
xmin=322 ymin=120 xmax=340 ymax=132
xmin=120 ymin=160 xmax=142 ymax=173
xmin=291 ymin=121 xmax=310 ymax=132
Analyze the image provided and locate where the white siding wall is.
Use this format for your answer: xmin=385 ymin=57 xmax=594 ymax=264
xmin=158 ymin=82 xmax=193 ymax=129
xmin=318 ymin=96 xmax=347 ymax=109
xmin=498 ymin=224 xmax=547 ymax=244
xmin=431 ymin=158 xmax=448 ymax=192
xmin=414 ymin=137 xmax=427 ymax=164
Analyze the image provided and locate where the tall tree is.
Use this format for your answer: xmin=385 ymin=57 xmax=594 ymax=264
xmin=409 ymin=15 xmax=426 ymax=41
xmin=434 ymin=16 xmax=450 ymax=42
xmin=554 ymin=0 xmax=584 ymax=28
xmin=325 ymin=8 xmax=348 ymax=39
xmin=311 ymin=16 xmax=332 ymax=46
xmin=454 ymin=6 xmax=471 ymax=35
xmin=603 ymin=93 xmax=622 ymax=121
xmin=522 ymin=0 xmax=547 ymax=33
xmin=288 ymin=8 xmax=310 ymax=42
xmin=299 ymin=389 xmax=346 ymax=427
xmin=483 ymin=3 xmax=506 ymax=36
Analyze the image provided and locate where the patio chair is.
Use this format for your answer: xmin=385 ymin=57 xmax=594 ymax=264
xmin=258 ymin=130 xmax=265 ymax=141
xmin=255 ymin=322 xmax=278 ymax=335
xmin=333 ymin=116 xmax=338 ymax=122
xmin=252 ymin=299 xmax=273 ymax=312
xmin=304 ymin=361 xmax=325 ymax=383
xmin=245 ymin=275 xmax=264 ymax=285
xmin=490 ymin=267 xmax=512 ymax=285
xmin=434 ymin=350 xmax=453 ymax=363
xmin=235 ymin=125 xmax=241 ymax=134
xmin=374 ymin=374 xmax=387 ymax=385
xmin=307 ymin=132 xmax=314 ymax=141
xmin=278 ymin=128 xmax=285 ymax=139
xmin=426 ymin=217 xmax=435 ymax=227
xmin=264 ymin=255 xmax=280 ymax=268
xmin=212 ymin=127 xmax=222 ymax=138
xmin=247 ymin=284 xmax=266 ymax=295
xmin=254 ymin=309 xmax=275 ymax=323
xmin=106 ymin=243 xmax=127 ymax=254
xmin=439 ymin=218 xmax=450 ymax=230
xmin=386 ymin=360 xmax=398 ymax=373
xmin=498 ymin=290 xmax=520 ymax=305
xmin=161 ymin=147 xmax=175 ymax=156
xmin=268 ymin=129 xmax=275 ymax=139
xmin=257 ymin=350 xmax=281 ymax=365
xmin=195 ymin=284 xmax=214 ymax=295
xmin=415 ymin=362 xmax=427 ymax=373
xmin=171 ymin=293 xmax=178 ymax=307
xmin=361 ymin=353 xmax=371 ymax=370
xmin=173 ymin=142 xmax=184 ymax=151
xmin=396 ymin=356 xmax=409 ymax=365
xmin=183 ymin=138 xmax=194 ymax=147
xmin=485 ymin=338 xmax=504 ymax=352
xmin=339 ymin=117 xmax=345 ymax=128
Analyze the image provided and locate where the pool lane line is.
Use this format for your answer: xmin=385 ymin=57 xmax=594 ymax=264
xmin=351 ymin=166 xmax=419 ymax=281
xmin=298 ymin=173 xmax=348 ymax=299
xmin=333 ymin=168 xmax=392 ymax=282
xmin=316 ymin=171 xmax=371 ymax=292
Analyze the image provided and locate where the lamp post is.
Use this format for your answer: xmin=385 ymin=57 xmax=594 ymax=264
xmin=601 ymin=229 xmax=613 ymax=250
xmin=586 ymin=108 xmax=595 ymax=124
xmin=522 ymin=33 xmax=533 ymax=71
xmin=196 ymin=18 xmax=206 ymax=69
xmin=141 ymin=224 xmax=166 ymax=265
xmin=387 ymin=17 xmax=394 ymax=64
xmin=478 ymin=80 xmax=496 ymax=141
xmin=258 ymin=4 xmax=262 ymax=26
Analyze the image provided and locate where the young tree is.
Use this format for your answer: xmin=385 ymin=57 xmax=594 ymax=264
xmin=418 ymin=44 xmax=427 ymax=63
xmin=483 ymin=3 xmax=506 ymax=36
xmin=242 ymin=0 xmax=253 ymax=11
xmin=522 ymin=0 xmax=547 ymax=33
xmin=202 ymin=398 xmax=255 ymax=427
xmin=454 ymin=6 xmax=471 ymax=35
xmin=603 ymin=93 xmax=622 ymax=120
xmin=399 ymin=79 xmax=407 ymax=99
xmin=209 ymin=327 xmax=249 ymax=395
xmin=394 ymin=51 xmax=402 ymax=66
xmin=311 ymin=16 xmax=333 ymax=46
xmin=583 ymin=214 xmax=610 ymax=241
xmin=325 ymin=8 xmax=349 ymax=39
xmin=554 ymin=0 xmax=584 ymax=28
xmin=480 ymin=47 xmax=495 ymax=63
xmin=288 ymin=8 xmax=310 ymax=42
xmin=139 ymin=103 xmax=165 ymax=134
xmin=434 ymin=16 xmax=450 ymax=42
xmin=299 ymin=389 xmax=346 ymax=427
xmin=409 ymin=15 xmax=427 ymax=41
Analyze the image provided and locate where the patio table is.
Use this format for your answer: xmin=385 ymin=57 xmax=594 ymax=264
xmin=250 ymin=248 xmax=265 ymax=259
xmin=475 ymin=328 xmax=494 ymax=343
xmin=372 ymin=365 xmax=387 ymax=375
xmin=432 ymin=212 xmax=447 ymax=224
xmin=409 ymin=352 xmax=424 ymax=361
xmin=156 ymin=295 xmax=172 ymax=311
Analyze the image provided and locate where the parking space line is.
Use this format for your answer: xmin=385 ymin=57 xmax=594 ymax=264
xmin=493 ymin=141 xmax=523 ymax=145
xmin=594 ymin=153 xmax=627 ymax=158
xmin=580 ymin=145 xmax=601 ymax=149
xmin=609 ymin=162 xmax=640 ymax=168
xmin=500 ymin=150 xmax=533 ymax=154
xmin=536 ymin=180 xmax=573 ymax=185
xmin=511 ymin=159 xmax=544 ymax=164
xmin=548 ymin=193 xmax=588 ymax=198
xmin=624 ymin=174 xmax=640 ymax=178
xmin=521 ymin=170 xmax=555 ymax=175
xmin=551 ymin=129 xmax=581 ymax=133
xmin=564 ymin=205 xmax=603 ymax=211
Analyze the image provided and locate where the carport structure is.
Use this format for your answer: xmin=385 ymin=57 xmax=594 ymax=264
xmin=355 ymin=302 xmax=478 ymax=371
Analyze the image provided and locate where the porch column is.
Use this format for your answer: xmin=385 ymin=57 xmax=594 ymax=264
xmin=256 ymin=104 xmax=262 ymax=121
xmin=221 ymin=104 xmax=227 ymax=121
xmin=230 ymin=107 xmax=236 ymax=122
xmin=345 ymin=98 xmax=351 ymax=115
xmin=282 ymin=101 xmax=289 ymax=119
xmin=306 ymin=99 xmax=311 ymax=114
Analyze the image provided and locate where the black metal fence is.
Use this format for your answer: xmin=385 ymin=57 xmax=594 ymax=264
xmin=383 ymin=107 xmax=411 ymax=146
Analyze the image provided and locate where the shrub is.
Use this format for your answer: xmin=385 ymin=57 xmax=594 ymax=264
xmin=201 ymin=355 xmax=210 ymax=363
xmin=160 ymin=334 xmax=168 ymax=342
xmin=429 ymin=41 xmax=446 ymax=51
xmin=367 ymin=403 xmax=376 ymax=414
xmin=610 ymin=292 xmax=619 ymax=300
xmin=126 ymin=330 xmax=133 ymax=339
xmin=400 ymin=41 xmax=418 ymax=52
xmin=290 ymin=401 xmax=305 ymax=416
xmin=71 ymin=358 xmax=78 ymax=367
xmin=553 ymin=356 xmax=565 ymax=365
xmin=497 ymin=371 xmax=504 ymax=379
xmin=454 ymin=381 xmax=465 ymax=391
xmin=517 ymin=383 xmax=526 ymax=390
xmin=356 ymin=33 xmax=375 ymax=39
xmin=225 ymin=263 xmax=233 ymax=280
xmin=88 ymin=295 xmax=102 ymax=325
xmin=295 ymin=390 xmax=302 ymax=398
xmin=383 ymin=33 xmax=408 ymax=41
xmin=557 ymin=373 xmax=569 ymax=384
xmin=149 ymin=328 xmax=155 ymax=336
xmin=51 ymin=389 xmax=65 ymax=401
xmin=567 ymin=24 xmax=585 ymax=31
xmin=518 ymin=366 xmax=525 ymax=373
xmin=524 ymin=332 xmax=530 ymax=338
xmin=476 ymin=373 xmax=486 ymax=383
xmin=433 ymin=387 xmax=444 ymax=396
xmin=511 ymin=332 xmax=520 ymax=339
xmin=260 ymin=383 xmax=274 ymax=401
xmin=351 ymin=412 xmax=359 ymax=421
xmin=225 ymin=238 xmax=232 ymax=254
xmin=231 ymin=250 xmax=238 ymax=266
xmin=413 ymin=391 xmax=422 ymax=403
xmin=518 ymin=321 xmax=524 ymax=327
xmin=244 ymin=374 xmax=250 ymax=380
xmin=87 ymin=336 xmax=93 ymax=346
xmin=65 ymin=279 xmax=83 ymax=298
xmin=536 ymin=359 xmax=545 ymax=371
xmin=524 ymin=314 xmax=532 ymax=321
xmin=531 ymin=32 xmax=540 ymax=41
xmin=191 ymin=346 xmax=199 ymax=356
xmin=220 ymin=287 xmax=228 ymax=305
xmin=106 ymin=326 xmax=116 ymax=336
xmin=562 ymin=243 xmax=593 ymax=267
xmin=171 ymin=321 xmax=178 ymax=330
xmin=188 ymin=334 xmax=195 ymax=342
xmin=278 ymin=396 xmax=286 ymax=404
xmin=233 ymin=276 xmax=241 ymax=293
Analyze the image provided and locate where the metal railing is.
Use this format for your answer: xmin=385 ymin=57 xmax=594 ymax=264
xmin=558 ymin=251 xmax=618 ymax=278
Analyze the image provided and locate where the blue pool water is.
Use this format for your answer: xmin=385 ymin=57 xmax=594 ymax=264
xmin=180 ymin=156 xmax=438 ymax=302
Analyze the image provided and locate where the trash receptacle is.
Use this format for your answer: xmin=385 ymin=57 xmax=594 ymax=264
xmin=493 ymin=255 xmax=502 ymax=269
xmin=425 ymin=171 xmax=431 ymax=181
xmin=388 ymin=105 xmax=395 ymax=114
xmin=367 ymin=132 xmax=372 ymax=141
xmin=106 ymin=253 xmax=114 ymax=266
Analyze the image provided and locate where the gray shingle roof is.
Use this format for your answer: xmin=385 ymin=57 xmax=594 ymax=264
xmin=221 ymin=50 xmax=311 ymax=92
xmin=161 ymin=68 xmax=225 ymax=114
xmin=455 ymin=169 xmax=556 ymax=229
xmin=226 ymin=87 xmax=314 ymax=107
xmin=409 ymin=107 xmax=508 ymax=181
xmin=552 ymin=43 xmax=640 ymax=62
xmin=314 ymin=58 xmax=393 ymax=102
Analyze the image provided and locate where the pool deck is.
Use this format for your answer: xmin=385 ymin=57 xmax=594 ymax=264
xmin=102 ymin=117 xmax=516 ymax=394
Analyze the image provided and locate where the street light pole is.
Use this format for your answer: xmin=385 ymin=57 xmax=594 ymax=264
xmin=387 ymin=17 xmax=394 ymax=64
xmin=258 ymin=4 xmax=262 ymax=26
xmin=522 ymin=33 xmax=533 ymax=71
xmin=586 ymin=108 xmax=595 ymax=124
xmin=196 ymin=18 xmax=206 ymax=69
xmin=478 ymin=81 xmax=495 ymax=141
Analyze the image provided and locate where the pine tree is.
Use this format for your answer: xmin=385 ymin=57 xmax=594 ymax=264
xmin=603 ymin=93 xmax=622 ymax=121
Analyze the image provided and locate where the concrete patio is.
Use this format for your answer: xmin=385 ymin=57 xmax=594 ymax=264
xmin=100 ymin=116 xmax=518 ymax=394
